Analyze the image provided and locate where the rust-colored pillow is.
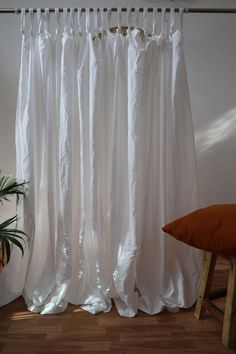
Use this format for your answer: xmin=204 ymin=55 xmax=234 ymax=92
xmin=162 ymin=205 xmax=236 ymax=256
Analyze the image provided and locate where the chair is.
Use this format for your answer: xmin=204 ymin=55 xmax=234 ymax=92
xmin=195 ymin=252 xmax=236 ymax=348
xmin=162 ymin=205 xmax=236 ymax=347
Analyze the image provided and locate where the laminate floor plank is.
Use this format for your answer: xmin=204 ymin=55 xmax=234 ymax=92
xmin=0 ymin=258 xmax=235 ymax=353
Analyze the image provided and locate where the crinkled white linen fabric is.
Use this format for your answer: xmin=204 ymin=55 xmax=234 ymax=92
xmin=0 ymin=8 xmax=203 ymax=316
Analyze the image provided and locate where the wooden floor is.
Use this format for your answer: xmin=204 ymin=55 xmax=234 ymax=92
xmin=0 ymin=258 xmax=235 ymax=354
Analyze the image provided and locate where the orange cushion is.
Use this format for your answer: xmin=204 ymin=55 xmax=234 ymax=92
xmin=162 ymin=204 xmax=236 ymax=256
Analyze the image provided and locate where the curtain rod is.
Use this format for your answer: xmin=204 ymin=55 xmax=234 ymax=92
xmin=0 ymin=8 xmax=236 ymax=14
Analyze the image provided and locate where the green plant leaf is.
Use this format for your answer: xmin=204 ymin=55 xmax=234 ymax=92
xmin=1 ymin=238 xmax=11 ymax=264
xmin=4 ymin=228 xmax=29 ymax=237
xmin=4 ymin=239 xmax=11 ymax=263
xmin=1 ymin=232 xmax=26 ymax=245
xmin=0 ymin=173 xmax=29 ymax=266
xmin=1 ymin=232 xmax=26 ymax=240
xmin=0 ymin=215 xmax=28 ymax=264
xmin=0 ymin=173 xmax=27 ymax=205
xmin=0 ymin=215 xmax=18 ymax=230
xmin=1 ymin=238 xmax=5 ymax=259
xmin=2 ymin=235 xmax=24 ymax=257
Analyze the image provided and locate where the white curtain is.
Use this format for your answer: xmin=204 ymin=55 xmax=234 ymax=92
xmin=0 ymin=8 xmax=203 ymax=317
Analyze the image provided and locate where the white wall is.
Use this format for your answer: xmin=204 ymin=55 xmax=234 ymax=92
xmin=0 ymin=0 xmax=236 ymax=210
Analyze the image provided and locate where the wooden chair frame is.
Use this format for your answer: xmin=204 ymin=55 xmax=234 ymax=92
xmin=195 ymin=252 xmax=236 ymax=348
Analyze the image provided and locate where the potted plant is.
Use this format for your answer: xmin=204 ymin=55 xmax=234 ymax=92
xmin=0 ymin=173 xmax=28 ymax=272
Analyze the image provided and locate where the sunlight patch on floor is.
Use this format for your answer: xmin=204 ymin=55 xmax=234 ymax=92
xmin=9 ymin=311 xmax=39 ymax=320
xmin=73 ymin=308 xmax=84 ymax=313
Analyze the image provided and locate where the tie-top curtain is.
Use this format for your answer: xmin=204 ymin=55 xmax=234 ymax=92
xmin=0 ymin=8 xmax=202 ymax=317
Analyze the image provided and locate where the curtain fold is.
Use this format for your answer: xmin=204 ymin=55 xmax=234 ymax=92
xmin=0 ymin=8 xmax=203 ymax=317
